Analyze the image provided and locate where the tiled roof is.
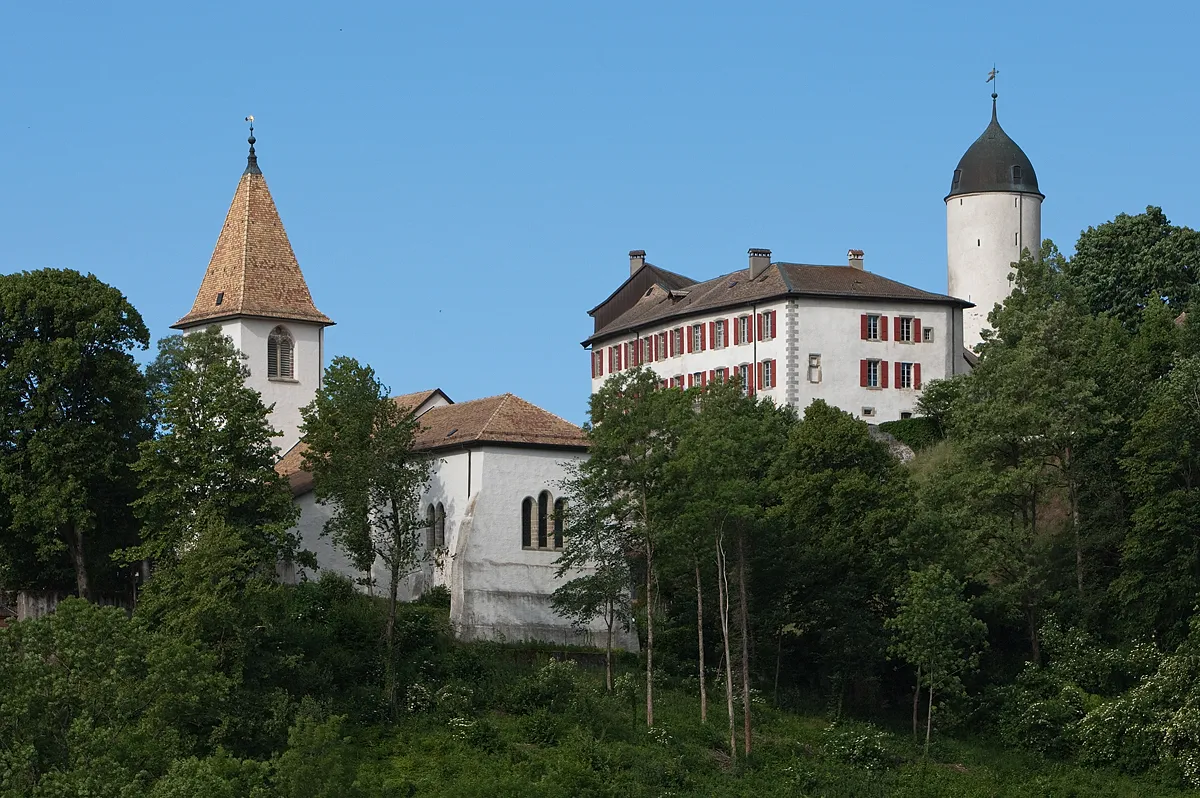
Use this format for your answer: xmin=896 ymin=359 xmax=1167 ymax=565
xmin=391 ymin=388 xmax=449 ymax=415
xmin=587 ymin=263 xmax=699 ymax=315
xmin=583 ymin=262 xmax=970 ymax=345
xmin=173 ymin=159 xmax=333 ymax=329
xmin=277 ymin=392 xmax=586 ymax=497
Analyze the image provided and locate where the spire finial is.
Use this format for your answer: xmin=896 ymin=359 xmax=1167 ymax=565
xmin=986 ymin=65 xmax=999 ymax=121
xmin=243 ymin=115 xmax=261 ymax=175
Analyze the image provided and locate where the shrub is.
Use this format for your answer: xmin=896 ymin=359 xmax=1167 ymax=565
xmin=821 ymin=722 xmax=897 ymax=771
xmin=877 ymin=417 xmax=941 ymax=451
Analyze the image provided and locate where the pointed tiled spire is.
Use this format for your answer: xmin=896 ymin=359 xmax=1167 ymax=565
xmin=174 ymin=131 xmax=333 ymax=329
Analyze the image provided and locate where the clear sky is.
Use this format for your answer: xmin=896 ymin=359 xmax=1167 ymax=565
xmin=2 ymin=1 xmax=1196 ymax=424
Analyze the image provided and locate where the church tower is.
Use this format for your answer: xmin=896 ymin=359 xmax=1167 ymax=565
xmin=173 ymin=128 xmax=334 ymax=455
xmin=946 ymin=92 xmax=1043 ymax=349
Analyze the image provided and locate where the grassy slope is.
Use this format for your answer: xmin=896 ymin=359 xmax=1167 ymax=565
xmin=353 ymin=660 xmax=1190 ymax=798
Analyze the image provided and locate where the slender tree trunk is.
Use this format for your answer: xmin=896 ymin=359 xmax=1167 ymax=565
xmin=385 ymin=553 xmax=401 ymax=717
xmin=912 ymin=664 xmax=921 ymax=740
xmin=65 ymin=523 xmax=91 ymax=600
xmin=694 ymin=557 xmax=708 ymax=723
xmin=605 ymin=598 xmax=614 ymax=693
xmin=716 ymin=533 xmax=737 ymax=763
xmin=1026 ymin=603 xmax=1041 ymax=665
xmin=736 ymin=530 xmax=752 ymax=756
xmin=644 ymin=533 xmax=655 ymax=728
xmin=924 ymin=667 xmax=934 ymax=758
xmin=773 ymin=631 xmax=782 ymax=708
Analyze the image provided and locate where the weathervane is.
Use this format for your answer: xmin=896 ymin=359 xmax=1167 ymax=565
xmin=986 ymin=65 xmax=999 ymax=99
xmin=243 ymin=115 xmax=261 ymax=175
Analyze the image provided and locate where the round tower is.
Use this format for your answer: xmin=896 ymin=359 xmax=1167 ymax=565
xmin=946 ymin=93 xmax=1043 ymax=350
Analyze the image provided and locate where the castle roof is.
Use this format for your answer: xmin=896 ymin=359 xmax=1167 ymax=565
xmin=583 ymin=260 xmax=969 ymax=346
xmin=946 ymin=96 xmax=1042 ymax=200
xmin=277 ymin=391 xmax=587 ymax=497
xmin=173 ymin=134 xmax=333 ymax=329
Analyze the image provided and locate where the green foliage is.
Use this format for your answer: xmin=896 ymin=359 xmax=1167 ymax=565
xmin=878 ymin=417 xmax=942 ymax=451
xmin=0 ymin=268 xmax=149 ymax=596
xmin=133 ymin=327 xmax=299 ymax=566
xmin=1065 ymin=206 xmax=1200 ymax=330
xmin=0 ymin=599 xmax=224 ymax=796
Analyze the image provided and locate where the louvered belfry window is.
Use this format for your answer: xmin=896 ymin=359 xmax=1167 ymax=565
xmin=268 ymin=326 xmax=294 ymax=379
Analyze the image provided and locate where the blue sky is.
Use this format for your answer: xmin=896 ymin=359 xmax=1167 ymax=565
xmin=2 ymin=1 xmax=1196 ymax=424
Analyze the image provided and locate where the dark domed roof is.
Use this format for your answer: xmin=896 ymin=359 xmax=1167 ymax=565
xmin=946 ymin=96 xmax=1042 ymax=200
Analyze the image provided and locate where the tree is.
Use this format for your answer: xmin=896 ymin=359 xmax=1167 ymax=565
xmin=578 ymin=367 xmax=690 ymax=727
xmin=132 ymin=328 xmax=299 ymax=566
xmin=299 ymin=357 xmax=431 ymax=715
xmin=551 ymin=461 xmax=633 ymax=693
xmin=769 ymin=400 xmax=909 ymax=712
xmin=1119 ymin=355 xmax=1200 ymax=646
xmin=0 ymin=599 xmax=225 ymax=795
xmin=0 ymin=268 xmax=149 ymax=598
xmin=887 ymin=565 xmax=987 ymax=755
xmin=1065 ymin=206 xmax=1200 ymax=331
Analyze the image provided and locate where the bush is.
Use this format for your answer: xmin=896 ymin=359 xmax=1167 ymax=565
xmin=821 ymin=722 xmax=898 ymax=771
xmin=877 ymin=418 xmax=941 ymax=451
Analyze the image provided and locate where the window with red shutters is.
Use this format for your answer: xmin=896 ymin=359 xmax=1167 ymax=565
xmin=881 ymin=317 xmax=889 ymax=341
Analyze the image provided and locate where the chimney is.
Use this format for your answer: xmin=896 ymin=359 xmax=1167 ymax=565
xmin=748 ymin=248 xmax=771 ymax=279
xmin=848 ymin=249 xmax=865 ymax=270
xmin=629 ymin=250 xmax=646 ymax=276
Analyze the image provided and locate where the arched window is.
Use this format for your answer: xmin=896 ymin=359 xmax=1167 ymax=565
xmin=435 ymin=503 xmax=446 ymax=548
xmin=267 ymin=326 xmax=295 ymax=379
xmin=1012 ymin=165 xmax=1022 ymax=182
xmin=537 ymin=491 xmax=551 ymax=549
xmin=553 ymin=498 xmax=566 ymax=550
xmin=521 ymin=497 xmax=533 ymax=548
xmin=425 ymin=504 xmax=436 ymax=550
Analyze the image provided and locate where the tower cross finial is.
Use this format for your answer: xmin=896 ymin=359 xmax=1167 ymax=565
xmin=243 ymin=115 xmax=261 ymax=176
xmin=986 ymin=65 xmax=999 ymax=99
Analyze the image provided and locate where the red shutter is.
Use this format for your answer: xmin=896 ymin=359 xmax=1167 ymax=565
xmin=709 ymin=321 xmax=715 ymax=350
xmin=688 ymin=373 xmax=693 ymax=388
xmin=860 ymin=314 xmax=868 ymax=340
xmin=662 ymin=379 xmax=668 ymax=389
xmin=881 ymin=360 xmax=889 ymax=388
xmin=771 ymin=359 xmax=777 ymax=388
xmin=894 ymin=316 xmax=901 ymax=342
xmin=757 ymin=362 xmax=764 ymax=390
xmin=687 ymin=327 xmax=693 ymax=353
xmin=914 ymin=362 xmax=922 ymax=388
xmin=895 ymin=361 xmax=901 ymax=389
xmin=914 ymin=318 xmax=922 ymax=342
xmin=669 ymin=331 xmax=675 ymax=357
xmin=770 ymin=310 xmax=778 ymax=339
xmin=860 ymin=359 xmax=868 ymax=387
xmin=881 ymin=316 xmax=889 ymax=341
xmin=709 ymin=369 xmax=715 ymax=384
xmin=757 ymin=314 xmax=764 ymax=341
xmin=733 ymin=318 xmax=740 ymax=345
xmin=608 ymin=347 xmax=613 ymax=372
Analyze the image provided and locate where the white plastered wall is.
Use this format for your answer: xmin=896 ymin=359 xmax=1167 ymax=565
xmin=947 ymin=191 xmax=1042 ymax=350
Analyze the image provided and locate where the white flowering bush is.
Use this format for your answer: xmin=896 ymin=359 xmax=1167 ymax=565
xmin=820 ymin=722 xmax=895 ymax=771
xmin=405 ymin=682 xmax=435 ymax=714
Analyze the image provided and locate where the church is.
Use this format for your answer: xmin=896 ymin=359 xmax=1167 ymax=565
xmin=173 ymin=93 xmax=1039 ymax=645
xmin=174 ymin=129 xmax=632 ymax=648
xmin=583 ymin=92 xmax=1042 ymax=422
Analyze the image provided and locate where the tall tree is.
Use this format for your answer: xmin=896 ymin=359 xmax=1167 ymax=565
xmin=299 ymin=357 xmax=431 ymax=714
xmin=887 ymin=565 xmax=987 ymax=756
xmin=1065 ymin=206 xmax=1200 ymax=331
xmin=0 ymin=268 xmax=149 ymax=598
xmin=578 ymin=367 xmax=689 ymax=727
xmin=132 ymin=328 xmax=298 ymax=566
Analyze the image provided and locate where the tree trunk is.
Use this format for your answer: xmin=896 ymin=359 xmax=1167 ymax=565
xmin=1026 ymin=603 xmax=1041 ymax=665
xmin=912 ymin=664 xmax=921 ymax=740
xmin=605 ymin=598 xmax=614 ymax=693
xmin=924 ymin=670 xmax=934 ymax=758
xmin=773 ymin=631 xmax=782 ymax=708
xmin=65 ymin=523 xmax=90 ymax=600
xmin=716 ymin=534 xmax=737 ymax=763
xmin=644 ymin=535 xmax=655 ymax=728
xmin=736 ymin=530 xmax=752 ymax=756
xmin=695 ymin=558 xmax=708 ymax=723
xmin=385 ymin=554 xmax=400 ymax=717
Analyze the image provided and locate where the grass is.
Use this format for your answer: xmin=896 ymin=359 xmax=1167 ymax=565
xmin=348 ymin=655 xmax=1193 ymax=798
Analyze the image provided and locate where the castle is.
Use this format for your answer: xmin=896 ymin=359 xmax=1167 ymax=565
xmin=173 ymin=95 xmax=1039 ymax=643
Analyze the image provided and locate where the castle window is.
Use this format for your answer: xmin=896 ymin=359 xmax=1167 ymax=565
xmin=1012 ymin=165 xmax=1022 ymax=181
xmin=537 ymin=491 xmax=551 ymax=549
xmin=215 ymin=291 xmax=224 ymax=306
xmin=898 ymin=317 xmax=914 ymax=343
xmin=900 ymin=362 xmax=914 ymax=389
xmin=866 ymin=314 xmax=881 ymax=341
xmin=862 ymin=406 xmax=876 ymax=418
xmin=922 ymin=327 xmax=935 ymax=343
xmin=553 ymin=498 xmax=566 ymax=550
xmin=268 ymin=326 xmax=294 ymax=379
xmin=952 ymin=169 xmax=961 ymax=188
xmin=808 ymin=354 xmax=822 ymax=383
xmin=521 ymin=497 xmax=533 ymax=548
xmin=426 ymin=504 xmax=436 ymax=550
xmin=435 ymin=503 xmax=446 ymax=548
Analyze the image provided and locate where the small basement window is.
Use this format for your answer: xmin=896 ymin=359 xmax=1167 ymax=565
xmin=862 ymin=407 xmax=876 ymax=418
